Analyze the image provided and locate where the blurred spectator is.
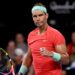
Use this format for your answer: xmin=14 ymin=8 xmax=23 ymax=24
xmin=67 ymin=31 xmax=75 ymax=62
xmin=6 ymin=40 xmax=16 ymax=61
xmin=0 ymin=50 xmax=7 ymax=73
xmin=0 ymin=49 xmax=13 ymax=75
xmin=14 ymin=48 xmax=24 ymax=75
xmin=15 ymin=33 xmax=28 ymax=53
xmin=15 ymin=33 xmax=35 ymax=75
xmin=66 ymin=31 xmax=75 ymax=75
xmin=67 ymin=31 xmax=75 ymax=56
xmin=61 ymin=31 xmax=75 ymax=75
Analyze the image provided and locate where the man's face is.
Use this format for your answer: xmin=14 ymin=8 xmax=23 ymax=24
xmin=32 ymin=10 xmax=48 ymax=27
xmin=71 ymin=32 xmax=75 ymax=44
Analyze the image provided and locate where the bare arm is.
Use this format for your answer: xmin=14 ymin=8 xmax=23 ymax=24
xmin=40 ymin=44 xmax=69 ymax=64
xmin=22 ymin=47 xmax=33 ymax=68
xmin=18 ymin=48 xmax=32 ymax=75
xmin=55 ymin=44 xmax=69 ymax=64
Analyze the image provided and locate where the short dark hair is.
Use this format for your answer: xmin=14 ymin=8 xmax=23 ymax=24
xmin=34 ymin=3 xmax=46 ymax=8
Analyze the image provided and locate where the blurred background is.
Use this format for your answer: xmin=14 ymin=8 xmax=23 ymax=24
xmin=0 ymin=0 xmax=75 ymax=75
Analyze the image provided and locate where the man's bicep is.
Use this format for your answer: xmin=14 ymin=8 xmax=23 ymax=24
xmin=22 ymin=47 xmax=32 ymax=67
xmin=55 ymin=44 xmax=67 ymax=54
xmin=55 ymin=44 xmax=69 ymax=64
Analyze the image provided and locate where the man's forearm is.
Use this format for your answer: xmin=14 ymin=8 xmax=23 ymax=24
xmin=51 ymin=52 xmax=69 ymax=64
xmin=19 ymin=53 xmax=32 ymax=75
xmin=61 ymin=53 xmax=69 ymax=64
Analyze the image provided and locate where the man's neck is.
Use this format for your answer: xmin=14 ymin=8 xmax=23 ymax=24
xmin=38 ymin=23 xmax=48 ymax=34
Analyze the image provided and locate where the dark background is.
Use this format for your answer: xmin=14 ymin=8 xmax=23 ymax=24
xmin=0 ymin=0 xmax=75 ymax=48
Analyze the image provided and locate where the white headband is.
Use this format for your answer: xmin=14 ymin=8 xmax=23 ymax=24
xmin=31 ymin=6 xmax=47 ymax=13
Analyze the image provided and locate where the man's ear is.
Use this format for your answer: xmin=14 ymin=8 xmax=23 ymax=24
xmin=46 ymin=13 xmax=49 ymax=19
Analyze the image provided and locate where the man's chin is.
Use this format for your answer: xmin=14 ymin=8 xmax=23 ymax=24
xmin=35 ymin=24 xmax=43 ymax=27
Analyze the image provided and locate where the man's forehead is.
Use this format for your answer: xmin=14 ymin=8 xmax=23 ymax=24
xmin=32 ymin=10 xmax=45 ymax=15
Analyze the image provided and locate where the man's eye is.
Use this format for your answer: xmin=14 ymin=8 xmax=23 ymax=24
xmin=39 ymin=14 xmax=43 ymax=16
xmin=33 ymin=14 xmax=43 ymax=18
xmin=33 ymin=15 xmax=37 ymax=18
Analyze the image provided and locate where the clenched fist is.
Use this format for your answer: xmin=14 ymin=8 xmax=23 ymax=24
xmin=40 ymin=47 xmax=53 ymax=57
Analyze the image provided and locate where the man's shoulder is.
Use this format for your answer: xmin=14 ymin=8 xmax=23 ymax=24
xmin=28 ymin=28 xmax=37 ymax=36
xmin=48 ymin=26 xmax=62 ymax=35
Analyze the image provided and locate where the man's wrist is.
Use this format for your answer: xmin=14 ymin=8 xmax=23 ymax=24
xmin=50 ymin=52 xmax=61 ymax=61
xmin=19 ymin=64 xmax=28 ymax=75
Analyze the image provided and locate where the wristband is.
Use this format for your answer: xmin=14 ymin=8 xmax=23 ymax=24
xmin=52 ymin=52 xmax=61 ymax=61
xmin=19 ymin=65 xmax=28 ymax=75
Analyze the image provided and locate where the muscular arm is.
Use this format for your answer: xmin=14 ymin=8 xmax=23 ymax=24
xmin=55 ymin=44 xmax=69 ymax=64
xmin=22 ymin=47 xmax=33 ymax=68
xmin=18 ymin=48 xmax=33 ymax=75
xmin=40 ymin=44 xmax=69 ymax=64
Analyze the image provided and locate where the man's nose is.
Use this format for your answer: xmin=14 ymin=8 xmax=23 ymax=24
xmin=36 ymin=16 xmax=40 ymax=21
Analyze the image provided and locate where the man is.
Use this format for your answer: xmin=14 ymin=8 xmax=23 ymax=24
xmin=19 ymin=3 xmax=69 ymax=75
